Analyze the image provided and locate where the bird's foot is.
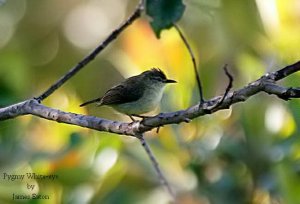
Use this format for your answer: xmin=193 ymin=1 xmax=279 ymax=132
xmin=128 ymin=114 xmax=163 ymax=133
xmin=128 ymin=115 xmax=136 ymax=122
xmin=128 ymin=115 xmax=150 ymax=122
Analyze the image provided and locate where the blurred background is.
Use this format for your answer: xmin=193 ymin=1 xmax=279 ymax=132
xmin=1 ymin=0 xmax=300 ymax=203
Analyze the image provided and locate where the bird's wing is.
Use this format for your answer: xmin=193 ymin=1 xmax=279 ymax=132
xmin=100 ymin=78 xmax=144 ymax=105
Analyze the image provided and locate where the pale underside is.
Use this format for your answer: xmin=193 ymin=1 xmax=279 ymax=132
xmin=98 ymin=82 xmax=166 ymax=115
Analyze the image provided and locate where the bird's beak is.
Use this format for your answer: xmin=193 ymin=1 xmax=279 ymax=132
xmin=164 ymin=79 xmax=177 ymax=83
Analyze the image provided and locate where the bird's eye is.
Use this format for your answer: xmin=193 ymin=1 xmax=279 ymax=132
xmin=152 ymin=76 xmax=162 ymax=81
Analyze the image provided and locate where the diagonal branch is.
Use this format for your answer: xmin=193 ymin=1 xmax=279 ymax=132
xmin=138 ymin=134 xmax=175 ymax=201
xmin=273 ymin=61 xmax=300 ymax=81
xmin=0 ymin=99 xmax=140 ymax=136
xmin=35 ymin=0 xmax=145 ymax=102
xmin=1 ymin=61 xmax=300 ymax=137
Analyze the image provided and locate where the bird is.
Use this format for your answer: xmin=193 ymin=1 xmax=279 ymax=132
xmin=80 ymin=68 xmax=176 ymax=120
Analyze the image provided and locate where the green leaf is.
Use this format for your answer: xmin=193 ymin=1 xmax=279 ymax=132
xmin=146 ymin=0 xmax=185 ymax=38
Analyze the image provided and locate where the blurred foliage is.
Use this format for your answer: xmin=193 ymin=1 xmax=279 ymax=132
xmin=1 ymin=0 xmax=300 ymax=204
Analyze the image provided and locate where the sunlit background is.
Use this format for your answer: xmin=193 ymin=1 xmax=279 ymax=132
xmin=1 ymin=0 xmax=300 ymax=203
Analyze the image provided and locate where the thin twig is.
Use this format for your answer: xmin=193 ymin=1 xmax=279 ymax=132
xmin=138 ymin=134 xmax=176 ymax=201
xmin=273 ymin=61 xmax=300 ymax=81
xmin=35 ymin=0 xmax=145 ymax=102
xmin=208 ymin=64 xmax=233 ymax=110
xmin=173 ymin=24 xmax=204 ymax=103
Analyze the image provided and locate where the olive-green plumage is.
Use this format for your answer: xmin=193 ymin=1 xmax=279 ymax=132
xmin=80 ymin=68 xmax=176 ymax=115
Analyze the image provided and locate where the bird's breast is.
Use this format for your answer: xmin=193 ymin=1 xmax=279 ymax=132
xmin=112 ymin=84 xmax=165 ymax=115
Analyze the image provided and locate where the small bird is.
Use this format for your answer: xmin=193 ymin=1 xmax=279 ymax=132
xmin=80 ymin=68 xmax=176 ymax=119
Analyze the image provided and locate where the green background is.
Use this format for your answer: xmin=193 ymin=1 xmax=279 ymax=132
xmin=1 ymin=0 xmax=300 ymax=203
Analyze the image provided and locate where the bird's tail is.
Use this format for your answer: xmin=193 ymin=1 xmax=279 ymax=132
xmin=80 ymin=98 xmax=101 ymax=107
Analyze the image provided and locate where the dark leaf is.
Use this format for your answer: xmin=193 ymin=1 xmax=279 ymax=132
xmin=146 ymin=0 xmax=185 ymax=38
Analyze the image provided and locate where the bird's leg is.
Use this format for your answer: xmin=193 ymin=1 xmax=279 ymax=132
xmin=128 ymin=115 xmax=136 ymax=122
xmin=156 ymin=126 xmax=161 ymax=133
xmin=130 ymin=114 xmax=162 ymax=133
xmin=128 ymin=114 xmax=150 ymax=122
